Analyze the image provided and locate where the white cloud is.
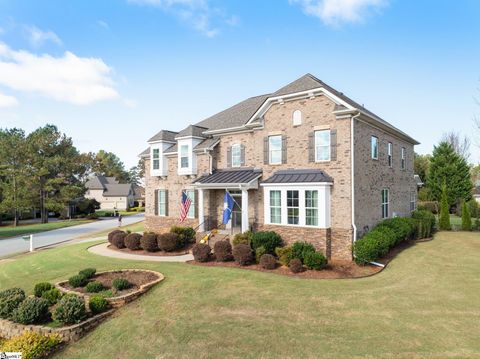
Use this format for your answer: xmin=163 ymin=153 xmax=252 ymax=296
xmin=97 ymin=20 xmax=110 ymax=30
xmin=0 ymin=92 xmax=18 ymax=107
xmin=25 ymin=25 xmax=62 ymax=47
xmin=0 ymin=42 xmax=119 ymax=105
xmin=290 ymin=0 xmax=388 ymax=26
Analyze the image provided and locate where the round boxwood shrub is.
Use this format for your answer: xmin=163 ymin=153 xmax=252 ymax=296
xmin=111 ymin=232 xmax=127 ymax=249
xmin=85 ymin=281 xmax=104 ymax=293
xmin=12 ymin=297 xmax=50 ymax=324
xmin=232 ymin=244 xmax=253 ymax=266
xmin=79 ymin=268 xmax=96 ymax=279
xmin=251 ymin=231 xmax=283 ymax=255
xmin=214 ymin=240 xmax=232 ymax=262
xmin=141 ymin=232 xmax=158 ymax=252
xmin=0 ymin=288 xmax=26 ymax=319
xmin=255 ymin=246 xmax=266 ymax=264
xmin=289 ymin=258 xmax=304 ymax=273
xmin=291 ymin=241 xmax=316 ymax=262
xmin=192 ymin=243 xmax=211 ymax=262
xmin=41 ymin=288 xmax=62 ymax=306
xmin=34 ymin=282 xmax=53 ymax=298
xmin=170 ymin=226 xmax=196 ymax=245
xmin=232 ymin=231 xmax=253 ymax=247
xmin=376 ymin=217 xmax=415 ymax=244
xmin=68 ymin=274 xmax=88 ymax=288
xmin=125 ymin=233 xmax=142 ymax=250
xmin=112 ymin=278 xmax=131 ymax=291
xmin=259 ymin=254 xmax=277 ymax=270
xmin=108 ymin=230 xmax=124 ymax=244
xmin=158 ymin=233 xmax=181 ymax=252
xmin=275 ymin=246 xmax=293 ymax=266
xmin=303 ymin=251 xmax=328 ymax=270
xmin=89 ymin=295 xmax=110 ymax=315
xmin=53 ymin=294 xmax=86 ymax=324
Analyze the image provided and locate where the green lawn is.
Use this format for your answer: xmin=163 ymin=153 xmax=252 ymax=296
xmin=0 ymin=232 xmax=479 ymax=358
xmin=0 ymin=220 xmax=93 ymax=240
xmin=75 ymin=221 xmax=145 ymax=240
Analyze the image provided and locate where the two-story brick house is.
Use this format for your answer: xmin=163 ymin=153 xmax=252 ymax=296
xmin=140 ymin=74 xmax=419 ymax=260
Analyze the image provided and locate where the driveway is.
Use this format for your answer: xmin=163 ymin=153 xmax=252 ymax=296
xmin=0 ymin=214 xmax=144 ymax=258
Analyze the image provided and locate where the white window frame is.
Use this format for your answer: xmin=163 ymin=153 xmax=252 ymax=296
xmin=186 ymin=189 xmax=195 ymax=218
xmin=387 ymin=142 xmax=393 ymax=167
xmin=305 ymin=190 xmax=319 ymax=226
xmin=292 ymin=110 xmax=302 ymax=126
xmin=410 ymin=192 xmax=417 ymax=212
xmin=269 ymin=190 xmax=281 ymax=224
xmin=152 ymin=148 xmax=160 ymax=170
xmin=231 ymin=144 xmax=241 ymax=168
xmin=158 ymin=189 xmax=166 ymax=216
xmin=371 ymin=136 xmax=379 ymax=160
xmin=382 ymin=189 xmax=389 ymax=219
xmin=401 ymin=147 xmax=406 ymax=170
xmin=269 ymin=135 xmax=282 ymax=165
xmin=286 ymin=190 xmax=300 ymax=225
xmin=180 ymin=144 xmax=189 ymax=169
xmin=315 ymin=129 xmax=331 ymax=162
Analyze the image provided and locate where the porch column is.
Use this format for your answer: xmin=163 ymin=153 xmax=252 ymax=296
xmin=198 ymin=188 xmax=205 ymax=232
xmin=241 ymin=189 xmax=249 ymax=233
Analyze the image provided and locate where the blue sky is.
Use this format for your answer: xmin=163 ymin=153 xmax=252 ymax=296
xmin=0 ymin=0 xmax=479 ymax=167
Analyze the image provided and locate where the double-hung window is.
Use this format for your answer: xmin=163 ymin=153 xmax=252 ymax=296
xmin=186 ymin=189 xmax=195 ymax=218
xmin=158 ymin=189 xmax=166 ymax=216
xmin=180 ymin=145 xmax=189 ymax=169
xmin=387 ymin=142 xmax=393 ymax=167
xmin=269 ymin=135 xmax=282 ymax=165
xmin=269 ymin=190 xmax=281 ymax=224
xmin=305 ymin=190 xmax=318 ymax=226
xmin=401 ymin=147 xmax=406 ymax=169
xmin=315 ymin=130 xmax=330 ymax=161
xmin=152 ymin=149 xmax=160 ymax=170
xmin=371 ymin=136 xmax=379 ymax=160
xmin=381 ymin=189 xmax=389 ymax=219
xmin=410 ymin=192 xmax=416 ymax=212
xmin=231 ymin=144 xmax=241 ymax=167
xmin=286 ymin=190 xmax=299 ymax=225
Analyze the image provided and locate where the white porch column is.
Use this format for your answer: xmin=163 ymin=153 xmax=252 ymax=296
xmin=241 ymin=189 xmax=249 ymax=233
xmin=198 ymin=188 xmax=205 ymax=232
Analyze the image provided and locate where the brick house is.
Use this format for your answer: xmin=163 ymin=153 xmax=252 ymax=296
xmin=140 ymin=74 xmax=419 ymax=260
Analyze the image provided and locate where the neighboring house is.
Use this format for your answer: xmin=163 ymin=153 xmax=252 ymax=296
xmin=474 ymin=185 xmax=480 ymax=204
xmin=141 ymin=74 xmax=419 ymax=260
xmin=85 ymin=176 xmax=135 ymax=210
xmin=133 ymin=184 xmax=146 ymax=207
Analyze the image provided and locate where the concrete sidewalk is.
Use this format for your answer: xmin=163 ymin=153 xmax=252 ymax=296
xmin=88 ymin=242 xmax=193 ymax=262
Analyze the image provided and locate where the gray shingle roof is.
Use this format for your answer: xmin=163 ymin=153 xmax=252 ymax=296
xmin=194 ymin=168 xmax=262 ymax=185
xmin=176 ymin=125 xmax=208 ymax=138
xmin=86 ymin=176 xmax=132 ymax=196
xmin=139 ymin=147 xmax=150 ymax=158
xmin=148 ymin=130 xmax=178 ymax=143
xmin=262 ymin=169 xmax=333 ymax=184
xmin=164 ymin=143 xmax=177 ymax=154
xmin=193 ymin=138 xmax=220 ymax=152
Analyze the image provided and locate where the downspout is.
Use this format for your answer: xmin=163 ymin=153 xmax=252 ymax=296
xmin=204 ymin=148 xmax=213 ymax=175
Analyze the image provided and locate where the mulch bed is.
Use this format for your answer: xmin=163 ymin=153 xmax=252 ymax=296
xmin=107 ymin=243 xmax=193 ymax=257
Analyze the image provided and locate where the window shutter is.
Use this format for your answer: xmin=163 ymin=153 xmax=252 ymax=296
xmin=282 ymin=136 xmax=287 ymax=164
xmin=263 ymin=137 xmax=269 ymax=164
xmin=154 ymin=189 xmax=159 ymax=216
xmin=194 ymin=190 xmax=198 ymax=219
xmin=240 ymin=144 xmax=246 ymax=166
xmin=308 ymin=132 xmax=315 ymax=162
xmin=226 ymin=146 xmax=232 ymax=168
xmin=330 ymin=129 xmax=337 ymax=161
xmin=165 ymin=190 xmax=169 ymax=216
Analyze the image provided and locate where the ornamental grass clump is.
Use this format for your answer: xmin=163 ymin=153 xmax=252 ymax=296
xmin=213 ymin=240 xmax=232 ymax=262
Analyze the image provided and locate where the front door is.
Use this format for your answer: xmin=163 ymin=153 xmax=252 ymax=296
xmin=227 ymin=190 xmax=242 ymax=232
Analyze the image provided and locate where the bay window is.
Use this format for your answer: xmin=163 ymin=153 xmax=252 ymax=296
xmin=305 ymin=190 xmax=318 ymax=226
xmin=287 ymin=190 xmax=299 ymax=224
xmin=269 ymin=190 xmax=281 ymax=224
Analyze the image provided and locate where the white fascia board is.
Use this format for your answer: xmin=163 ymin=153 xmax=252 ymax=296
xmin=203 ymin=125 xmax=248 ymax=135
xmin=260 ymin=182 xmax=333 ymax=187
xmin=147 ymin=139 xmax=176 ymax=145
xmin=174 ymin=135 xmax=206 ymax=140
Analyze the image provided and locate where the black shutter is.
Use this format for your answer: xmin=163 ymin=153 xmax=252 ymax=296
xmin=154 ymin=189 xmax=158 ymax=216
xmin=240 ymin=144 xmax=246 ymax=166
xmin=308 ymin=132 xmax=315 ymax=162
xmin=330 ymin=129 xmax=337 ymax=161
xmin=282 ymin=136 xmax=287 ymax=164
xmin=226 ymin=146 xmax=232 ymax=168
xmin=263 ymin=137 xmax=269 ymax=164
xmin=194 ymin=190 xmax=198 ymax=219
xmin=165 ymin=190 xmax=169 ymax=217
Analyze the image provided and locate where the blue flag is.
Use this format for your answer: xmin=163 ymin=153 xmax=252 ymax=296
xmin=222 ymin=191 xmax=234 ymax=225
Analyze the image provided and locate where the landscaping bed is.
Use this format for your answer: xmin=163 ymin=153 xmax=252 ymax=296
xmin=107 ymin=242 xmax=193 ymax=257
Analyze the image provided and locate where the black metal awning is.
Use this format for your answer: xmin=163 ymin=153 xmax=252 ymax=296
xmin=261 ymin=169 xmax=333 ymax=185
xmin=193 ymin=168 xmax=262 ymax=188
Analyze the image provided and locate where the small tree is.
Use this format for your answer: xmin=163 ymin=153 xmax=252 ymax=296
xmin=439 ymin=182 xmax=451 ymax=230
xmin=461 ymin=201 xmax=472 ymax=231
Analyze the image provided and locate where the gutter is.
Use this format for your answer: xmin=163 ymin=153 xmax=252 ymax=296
xmin=351 ymin=112 xmax=360 ymax=248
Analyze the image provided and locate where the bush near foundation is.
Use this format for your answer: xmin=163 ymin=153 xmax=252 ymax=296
xmin=0 ymin=288 xmax=26 ymax=319
xmin=213 ymin=240 xmax=232 ymax=261
xmin=157 ymin=233 xmax=181 ymax=252
xmin=232 ymin=231 xmax=253 ymax=247
xmin=232 ymin=244 xmax=253 ymax=266
xmin=289 ymin=258 xmax=304 ymax=273
xmin=376 ymin=217 xmax=416 ymax=244
xmin=12 ymin=297 xmax=50 ymax=325
xmin=255 ymin=246 xmax=266 ymax=264
xmin=1 ymin=331 xmax=62 ymax=359
xmin=259 ymin=254 xmax=277 ymax=270
xmin=411 ymin=210 xmax=436 ymax=238
xmin=125 ymin=233 xmax=142 ymax=250
xmin=291 ymin=242 xmax=316 ymax=263
xmin=275 ymin=246 xmax=293 ymax=266
xmin=141 ymin=232 xmax=158 ymax=252
xmin=251 ymin=231 xmax=283 ymax=255
xmin=111 ymin=232 xmax=127 ymax=249
xmin=170 ymin=226 xmax=196 ymax=245
xmin=303 ymin=252 xmax=327 ymax=270
xmin=192 ymin=243 xmax=211 ymax=262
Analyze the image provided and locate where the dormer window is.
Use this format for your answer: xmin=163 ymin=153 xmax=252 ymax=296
xmin=292 ymin=110 xmax=302 ymax=126
xmin=180 ymin=145 xmax=189 ymax=168
xmin=152 ymin=149 xmax=160 ymax=170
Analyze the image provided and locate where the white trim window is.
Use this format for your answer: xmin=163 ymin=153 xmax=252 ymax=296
xmin=231 ymin=144 xmax=241 ymax=167
xmin=292 ymin=110 xmax=302 ymax=126
xmin=410 ymin=192 xmax=417 ymax=212
xmin=315 ymin=130 xmax=330 ymax=162
xmin=381 ymin=189 xmax=389 ymax=219
xmin=152 ymin=148 xmax=160 ymax=170
xmin=158 ymin=189 xmax=166 ymax=216
xmin=401 ymin=147 xmax=406 ymax=170
xmin=180 ymin=144 xmax=189 ymax=169
xmin=387 ymin=142 xmax=393 ymax=167
xmin=186 ymin=189 xmax=195 ymax=218
xmin=269 ymin=135 xmax=282 ymax=165
xmin=287 ymin=190 xmax=299 ymax=225
xmin=371 ymin=136 xmax=379 ymax=160
xmin=269 ymin=190 xmax=281 ymax=224
xmin=305 ymin=190 xmax=318 ymax=226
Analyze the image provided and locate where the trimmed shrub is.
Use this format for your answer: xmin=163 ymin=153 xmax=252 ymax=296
xmin=275 ymin=246 xmax=293 ymax=266
xmin=251 ymin=231 xmax=283 ymax=255
xmin=303 ymin=252 xmax=328 ymax=270
xmin=33 ymin=282 xmax=53 ymax=298
xmin=376 ymin=217 xmax=416 ymax=244
xmin=0 ymin=288 xmax=26 ymax=319
xmin=68 ymin=274 xmax=88 ymax=288
xmin=291 ymin=242 xmax=316 ymax=263
xmin=141 ymin=232 xmax=158 ymax=252
xmin=214 ymin=240 xmax=232 ymax=262
xmin=412 ymin=210 xmax=436 ymax=239
xmin=192 ymin=243 xmax=211 ymax=262
xmin=232 ymin=231 xmax=253 ymax=247
xmin=289 ymin=258 xmax=304 ymax=273
xmin=89 ymin=295 xmax=110 ymax=315
xmin=232 ymin=244 xmax=253 ymax=266
xmin=107 ymin=229 xmax=123 ymax=243
xmin=112 ymin=278 xmax=131 ymax=291
xmin=79 ymin=268 xmax=96 ymax=279
xmin=85 ymin=281 xmax=104 ymax=293
xmin=12 ymin=297 xmax=50 ymax=325
xmin=158 ymin=233 xmax=181 ymax=252
xmin=259 ymin=254 xmax=277 ymax=270
xmin=1 ymin=331 xmax=62 ymax=359
xmin=255 ymin=246 xmax=266 ymax=264
xmin=53 ymin=294 xmax=86 ymax=325
xmin=170 ymin=226 xmax=196 ymax=244
xmin=353 ymin=226 xmax=397 ymax=264
xmin=125 ymin=233 xmax=142 ymax=250
xmin=41 ymin=288 xmax=62 ymax=306
xmin=111 ymin=232 xmax=127 ymax=249
xmin=417 ymin=201 xmax=439 ymax=214
xmin=439 ymin=182 xmax=451 ymax=230
xmin=461 ymin=201 xmax=472 ymax=231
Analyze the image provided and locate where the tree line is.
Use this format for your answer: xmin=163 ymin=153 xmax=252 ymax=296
xmin=0 ymin=125 xmax=143 ymax=226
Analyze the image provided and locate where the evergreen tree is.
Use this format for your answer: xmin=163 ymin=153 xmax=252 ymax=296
xmin=439 ymin=182 xmax=451 ymax=230
xmin=91 ymin=150 xmax=130 ymax=182
xmin=461 ymin=201 xmax=472 ymax=231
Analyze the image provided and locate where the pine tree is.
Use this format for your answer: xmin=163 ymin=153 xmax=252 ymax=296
xmin=461 ymin=201 xmax=472 ymax=231
xmin=439 ymin=182 xmax=451 ymax=230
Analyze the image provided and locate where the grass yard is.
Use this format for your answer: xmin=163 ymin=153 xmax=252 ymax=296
xmin=0 ymin=231 xmax=479 ymax=358
xmin=0 ymin=219 xmax=93 ymax=240
xmin=75 ymin=221 xmax=145 ymax=240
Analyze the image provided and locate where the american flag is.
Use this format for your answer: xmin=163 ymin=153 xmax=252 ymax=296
xmin=179 ymin=191 xmax=192 ymax=222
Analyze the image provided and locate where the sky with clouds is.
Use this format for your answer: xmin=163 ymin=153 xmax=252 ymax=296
xmin=0 ymin=0 xmax=479 ymax=167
